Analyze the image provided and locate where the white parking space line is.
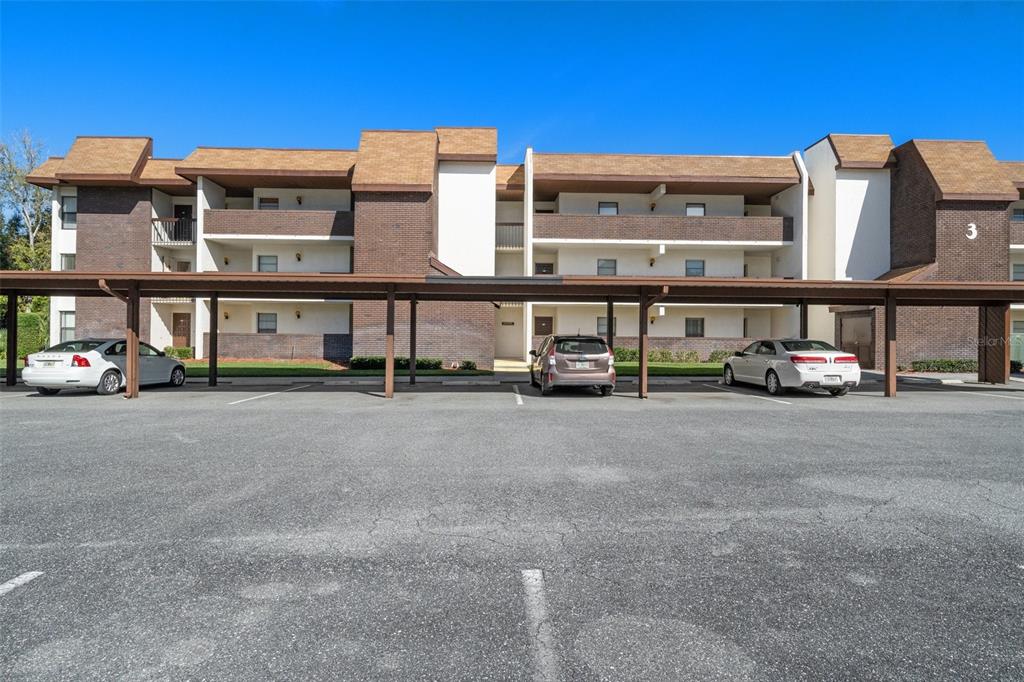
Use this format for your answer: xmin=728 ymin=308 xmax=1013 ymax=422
xmin=0 ymin=571 xmax=43 ymax=596
xmin=512 ymin=385 xmax=524 ymax=405
xmin=917 ymin=386 xmax=1024 ymax=401
xmin=227 ymin=384 xmax=312 ymax=405
xmin=707 ymin=383 xmax=792 ymax=405
xmin=521 ymin=569 xmax=561 ymax=682
xmin=966 ymin=391 xmax=1024 ymax=401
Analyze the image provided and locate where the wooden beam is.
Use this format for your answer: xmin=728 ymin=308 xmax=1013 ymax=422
xmin=126 ymin=283 xmax=140 ymax=399
xmin=5 ymin=292 xmax=17 ymax=386
xmin=884 ymin=294 xmax=897 ymax=397
xmin=606 ymin=297 xmax=614 ymax=351
xmin=799 ymin=301 xmax=809 ymax=338
xmin=638 ymin=289 xmax=650 ymax=399
xmin=409 ymin=297 xmax=417 ymax=386
xmin=385 ymin=290 xmax=395 ymax=399
xmin=208 ymin=294 xmax=219 ymax=387
xmin=978 ymin=304 xmax=1010 ymax=384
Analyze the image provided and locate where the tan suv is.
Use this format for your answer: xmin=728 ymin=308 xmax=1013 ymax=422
xmin=529 ymin=335 xmax=615 ymax=396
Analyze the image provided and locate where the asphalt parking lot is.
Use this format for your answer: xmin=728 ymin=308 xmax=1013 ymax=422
xmin=1 ymin=380 xmax=1022 ymax=680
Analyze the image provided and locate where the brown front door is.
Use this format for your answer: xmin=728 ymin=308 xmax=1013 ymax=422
xmin=172 ymin=313 xmax=191 ymax=349
xmin=839 ymin=313 xmax=874 ymax=368
xmin=173 ymin=205 xmax=193 ymax=241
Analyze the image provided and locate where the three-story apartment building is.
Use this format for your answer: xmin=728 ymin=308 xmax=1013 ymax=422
xmin=27 ymin=127 xmax=1024 ymax=370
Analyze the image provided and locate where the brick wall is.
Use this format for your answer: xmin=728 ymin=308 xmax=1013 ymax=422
xmin=204 ymin=209 xmax=353 ymax=237
xmin=1011 ymin=219 xmax=1024 ymax=246
xmin=533 ymin=213 xmax=793 ymax=242
xmin=889 ymin=143 xmax=938 ymax=269
xmin=74 ymin=187 xmax=152 ymax=340
xmin=531 ymin=335 xmax=753 ymax=362
xmin=934 ymin=201 xmax=1009 ymax=281
xmin=202 ymin=333 xmax=351 ymax=361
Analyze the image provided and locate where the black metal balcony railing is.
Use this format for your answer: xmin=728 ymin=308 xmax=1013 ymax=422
xmin=152 ymin=218 xmax=196 ymax=245
xmin=496 ymin=222 xmax=524 ymax=250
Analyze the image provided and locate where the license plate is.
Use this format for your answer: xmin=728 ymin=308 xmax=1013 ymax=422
xmin=822 ymin=375 xmax=841 ymax=385
xmin=42 ymin=361 xmax=59 ymax=367
xmin=574 ymin=361 xmax=590 ymax=369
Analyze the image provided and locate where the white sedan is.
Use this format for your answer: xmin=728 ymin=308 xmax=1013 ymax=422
xmin=22 ymin=338 xmax=187 ymax=395
xmin=723 ymin=339 xmax=861 ymax=396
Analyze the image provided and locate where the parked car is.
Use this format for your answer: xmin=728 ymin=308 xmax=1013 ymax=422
xmin=723 ymin=339 xmax=860 ymax=396
xmin=22 ymin=339 xmax=187 ymax=396
xmin=529 ymin=335 xmax=615 ymax=396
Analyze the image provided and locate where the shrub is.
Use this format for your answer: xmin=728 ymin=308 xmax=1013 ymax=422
xmin=649 ymin=348 xmax=674 ymax=363
xmin=910 ymin=359 xmax=978 ymax=373
xmin=416 ymin=357 xmax=443 ymax=370
xmin=349 ymin=356 xmax=443 ymax=370
xmin=707 ymin=349 xmax=733 ymax=363
xmin=613 ymin=347 xmax=639 ymax=362
xmin=459 ymin=360 xmax=477 ymax=371
xmin=163 ymin=346 xmax=194 ymax=359
xmin=673 ymin=350 xmax=700 ymax=363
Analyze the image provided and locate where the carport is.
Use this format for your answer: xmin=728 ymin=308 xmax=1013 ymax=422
xmin=3 ymin=271 xmax=1022 ymax=399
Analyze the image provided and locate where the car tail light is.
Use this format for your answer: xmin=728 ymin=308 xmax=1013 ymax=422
xmin=71 ymin=354 xmax=91 ymax=367
xmin=790 ymin=355 xmax=827 ymax=364
xmin=547 ymin=344 xmax=556 ymax=366
xmin=834 ymin=355 xmax=860 ymax=364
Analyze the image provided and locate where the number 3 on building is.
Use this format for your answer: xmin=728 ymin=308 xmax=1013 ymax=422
xmin=966 ymin=223 xmax=978 ymax=240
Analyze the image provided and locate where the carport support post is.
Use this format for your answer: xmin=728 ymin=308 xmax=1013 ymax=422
xmin=606 ymin=298 xmax=614 ymax=350
xmin=638 ymin=290 xmax=649 ymax=399
xmin=5 ymin=292 xmax=17 ymax=386
xmin=409 ymin=296 xmax=417 ymax=386
xmin=799 ymin=301 xmax=809 ymax=339
xmin=126 ymin=283 xmax=140 ymax=399
xmin=884 ymin=294 xmax=897 ymax=398
xmin=384 ymin=290 xmax=395 ymax=399
xmin=208 ymin=294 xmax=219 ymax=387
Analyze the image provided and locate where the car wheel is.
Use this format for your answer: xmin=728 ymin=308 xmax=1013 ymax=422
xmin=36 ymin=387 xmax=60 ymax=396
xmin=828 ymin=387 xmax=850 ymax=397
xmin=723 ymin=365 xmax=735 ymax=386
xmin=600 ymin=386 xmax=613 ymax=397
xmin=765 ymin=370 xmax=785 ymax=396
xmin=97 ymin=369 xmax=122 ymax=395
xmin=169 ymin=365 xmax=186 ymax=387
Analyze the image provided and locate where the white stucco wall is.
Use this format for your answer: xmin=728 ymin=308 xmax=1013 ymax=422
xmin=196 ymin=177 xmax=225 ymax=274
xmin=544 ymin=304 xmax=752 ymax=338
xmin=836 ymin=170 xmax=890 ymax=280
xmin=553 ymin=246 xmax=744 ymax=277
xmin=150 ymin=302 xmax=196 ymax=350
xmin=213 ymin=301 xmax=351 ymax=334
xmin=495 ymin=305 xmax=524 ymax=357
xmin=495 ymin=252 xmax=524 ymax=276
xmin=248 ymin=242 xmax=351 ymax=273
xmin=496 ymin=201 xmax=524 ymax=223
xmin=555 ymin=193 xmax=744 ymax=216
xmin=252 ymin=188 xmax=351 ymax=211
xmin=436 ymin=161 xmax=496 ymax=276
xmin=49 ymin=187 xmax=77 ymax=345
xmin=769 ymin=182 xmax=806 ymax=280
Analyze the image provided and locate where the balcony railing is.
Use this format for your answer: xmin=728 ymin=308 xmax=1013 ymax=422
xmin=496 ymin=222 xmax=524 ymax=250
xmin=152 ymin=296 xmax=195 ymax=304
xmin=152 ymin=218 xmax=196 ymax=245
xmin=204 ymin=209 xmax=354 ymax=238
xmin=533 ymin=213 xmax=793 ymax=243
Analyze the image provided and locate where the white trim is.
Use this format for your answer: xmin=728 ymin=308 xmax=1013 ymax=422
xmin=531 ymin=238 xmax=790 ymax=247
xmin=1010 ymin=244 xmax=1024 ymax=251
xmin=203 ymin=234 xmax=354 ymax=242
xmin=198 ymin=297 xmax=352 ymax=304
xmin=1011 ymin=303 xmax=1023 ymax=310
xmin=535 ymin=301 xmax=786 ymax=309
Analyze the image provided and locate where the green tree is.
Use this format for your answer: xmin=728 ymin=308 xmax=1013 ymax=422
xmin=0 ymin=130 xmax=51 ymax=253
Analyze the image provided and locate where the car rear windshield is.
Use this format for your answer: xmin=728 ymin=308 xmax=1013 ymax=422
xmin=43 ymin=340 xmax=104 ymax=353
xmin=780 ymin=340 xmax=839 ymax=352
xmin=556 ymin=338 xmax=608 ymax=354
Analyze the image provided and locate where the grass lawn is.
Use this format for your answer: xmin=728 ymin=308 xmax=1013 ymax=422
xmin=181 ymin=359 xmax=492 ymax=378
xmin=614 ymin=361 xmax=723 ymax=377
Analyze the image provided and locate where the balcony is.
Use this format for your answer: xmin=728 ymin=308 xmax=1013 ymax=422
xmin=152 ymin=218 xmax=196 ymax=246
xmin=496 ymin=223 xmax=524 ymax=250
xmin=152 ymin=296 xmax=195 ymax=304
xmin=533 ymin=213 xmax=793 ymax=243
xmin=204 ymin=209 xmax=354 ymax=239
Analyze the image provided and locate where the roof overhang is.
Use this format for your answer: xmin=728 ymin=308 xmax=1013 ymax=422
xmin=532 ymin=176 xmax=799 ymax=203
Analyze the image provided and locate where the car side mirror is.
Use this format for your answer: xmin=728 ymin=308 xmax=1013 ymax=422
xmin=737 ymin=350 xmax=747 ymax=356
xmin=157 ymin=351 xmax=166 ymax=357
xmin=529 ymin=350 xmax=538 ymax=357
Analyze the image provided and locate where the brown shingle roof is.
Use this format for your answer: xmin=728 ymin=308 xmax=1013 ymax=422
xmin=138 ymin=158 xmax=191 ymax=186
xmin=175 ymin=147 xmax=357 ymax=179
xmin=26 ymin=156 xmax=65 ymax=187
xmin=496 ymin=164 xmax=525 ymax=189
xmin=55 ymin=136 xmax=151 ymax=182
xmin=876 ymin=262 xmax=936 ymax=282
xmin=532 ymin=153 xmax=800 ymax=182
xmin=826 ymin=134 xmax=894 ymax=169
xmin=352 ymin=131 xmax=437 ymax=192
xmin=1001 ymin=161 xmax=1024 ymax=189
xmin=908 ymin=140 xmax=1019 ymax=201
xmin=435 ymin=127 xmax=497 ymax=161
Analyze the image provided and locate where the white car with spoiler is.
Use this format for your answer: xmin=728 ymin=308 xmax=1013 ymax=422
xmin=22 ymin=339 xmax=187 ymax=395
xmin=723 ymin=339 xmax=861 ymax=397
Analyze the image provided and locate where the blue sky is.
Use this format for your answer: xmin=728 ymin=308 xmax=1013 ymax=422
xmin=2 ymin=2 xmax=1022 ymax=163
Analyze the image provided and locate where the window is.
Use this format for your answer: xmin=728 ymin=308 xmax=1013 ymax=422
xmin=780 ymin=340 xmax=839 ymax=352
xmin=597 ymin=259 xmax=617 ymax=276
xmin=743 ymin=317 xmax=748 ymax=337
xmin=535 ymin=262 xmax=554 ymax=275
xmin=257 ymin=255 xmax=278 ymax=272
xmin=60 ymin=253 xmax=76 ymax=271
xmin=1013 ymin=263 xmax=1024 ymax=281
xmin=175 ymin=261 xmax=192 ymax=273
xmin=59 ymin=311 xmax=75 ymax=343
xmin=258 ymin=197 xmax=279 ymax=210
xmin=597 ymin=316 xmax=617 ymax=335
xmin=1012 ymin=208 xmax=1024 ymax=222
xmin=61 ymin=196 xmax=77 ymax=229
xmin=685 ymin=203 xmax=706 ymax=217
xmin=740 ymin=342 xmax=759 ymax=355
xmin=685 ymin=259 xmax=705 ymax=277
xmin=1013 ymin=321 xmax=1024 ymax=334
xmin=46 ymin=340 xmax=101 ymax=353
xmin=257 ymin=313 xmax=278 ymax=334
xmin=139 ymin=343 xmax=160 ymax=357
xmin=685 ymin=317 xmax=705 ymax=338
xmin=598 ymin=202 xmax=618 ymax=216
xmin=534 ymin=316 xmax=553 ymax=335
xmin=757 ymin=341 xmax=776 ymax=355
xmin=556 ymin=338 xmax=607 ymax=354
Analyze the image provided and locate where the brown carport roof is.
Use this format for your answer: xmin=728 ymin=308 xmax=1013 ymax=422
xmin=1 ymin=271 xmax=1021 ymax=307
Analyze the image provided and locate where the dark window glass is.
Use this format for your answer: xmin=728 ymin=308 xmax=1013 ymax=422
xmin=685 ymin=203 xmax=706 ymax=217
xmin=257 ymin=255 xmax=278 ymax=272
xmin=685 ymin=259 xmax=705 ymax=277
xmin=598 ymin=202 xmax=618 ymax=216
xmin=685 ymin=318 xmax=705 ymax=338
xmin=48 ymin=339 xmax=104 ymax=354
xmin=61 ymin=196 xmax=77 ymax=229
xmin=597 ymin=317 xmax=616 ymax=335
xmin=1013 ymin=263 xmax=1024 ymax=281
xmin=597 ymin=259 xmax=617 ymax=276
xmin=780 ymin=340 xmax=839 ymax=352
xmin=258 ymin=197 xmax=279 ymax=210
xmin=257 ymin=313 xmax=277 ymax=334
xmin=1011 ymin=208 xmax=1024 ymax=222
xmin=534 ymin=262 xmax=554 ymax=275
xmin=556 ymin=338 xmax=608 ymax=354
xmin=60 ymin=253 xmax=76 ymax=271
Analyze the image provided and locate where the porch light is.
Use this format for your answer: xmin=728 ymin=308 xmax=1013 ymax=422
xmin=295 ymin=309 xmax=302 ymax=319
xmin=223 ymin=256 xmax=230 ymax=266
xmin=224 ymin=311 xmax=230 ymax=320
xmin=296 ymin=252 xmax=303 ymax=262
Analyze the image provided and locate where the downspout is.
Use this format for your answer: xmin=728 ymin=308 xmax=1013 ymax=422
xmin=523 ymin=148 xmax=534 ymax=361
